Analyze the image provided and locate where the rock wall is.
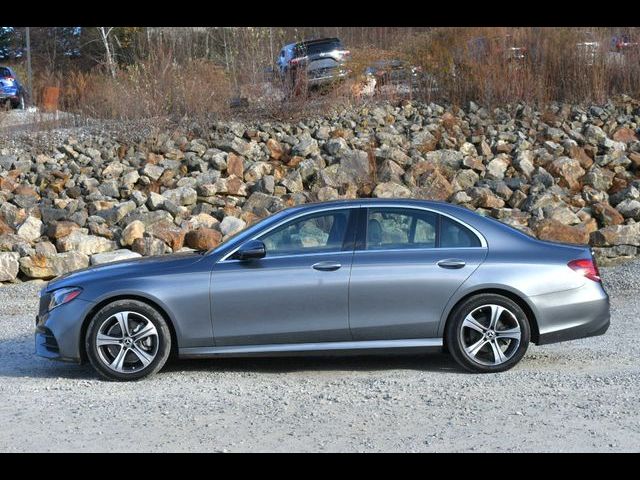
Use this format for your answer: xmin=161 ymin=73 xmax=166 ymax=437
xmin=2 ymin=98 xmax=640 ymax=282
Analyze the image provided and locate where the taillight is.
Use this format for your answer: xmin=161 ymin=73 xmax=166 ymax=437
xmin=568 ymin=258 xmax=601 ymax=282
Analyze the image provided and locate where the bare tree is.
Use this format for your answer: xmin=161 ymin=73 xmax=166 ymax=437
xmin=98 ymin=27 xmax=117 ymax=78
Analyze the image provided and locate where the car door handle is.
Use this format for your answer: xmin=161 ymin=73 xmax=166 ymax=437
xmin=312 ymin=261 xmax=342 ymax=271
xmin=437 ymin=259 xmax=466 ymax=269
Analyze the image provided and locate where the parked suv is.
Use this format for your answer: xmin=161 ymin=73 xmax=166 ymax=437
xmin=278 ymin=37 xmax=350 ymax=91
xmin=0 ymin=66 xmax=26 ymax=109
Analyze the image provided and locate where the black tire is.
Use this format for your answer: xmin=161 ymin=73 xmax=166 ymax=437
xmin=445 ymin=294 xmax=530 ymax=373
xmin=85 ymin=299 xmax=172 ymax=381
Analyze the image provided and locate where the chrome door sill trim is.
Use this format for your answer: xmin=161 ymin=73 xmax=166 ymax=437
xmin=180 ymin=338 xmax=443 ymax=358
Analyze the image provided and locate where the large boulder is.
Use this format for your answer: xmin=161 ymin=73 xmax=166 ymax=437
xmin=57 ymin=230 xmax=117 ymax=255
xmin=547 ymin=157 xmax=585 ymax=191
xmin=413 ymin=171 xmax=453 ymax=201
xmin=592 ymin=202 xmax=624 ymax=226
xmin=19 ymin=251 xmax=89 ymax=279
xmin=16 ymin=216 xmax=43 ymax=243
xmin=131 ymin=236 xmax=170 ymax=256
xmin=145 ymin=220 xmax=186 ymax=251
xmin=220 ymin=216 xmax=246 ymax=237
xmin=373 ymin=182 xmax=412 ymax=198
xmin=533 ymin=219 xmax=590 ymax=245
xmin=90 ymin=249 xmax=142 ymax=265
xmin=591 ymin=223 xmax=640 ymax=247
xmin=162 ymin=186 xmax=197 ymax=206
xmin=185 ymin=228 xmax=222 ymax=250
xmin=120 ymin=220 xmax=146 ymax=247
xmin=0 ymin=252 xmax=20 ymax=282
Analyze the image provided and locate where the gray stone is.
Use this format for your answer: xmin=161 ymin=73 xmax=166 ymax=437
xmin=324 ymin=137 xmax=350 ymax=156
xmin=292 ymin=136 xmax=320 ymax=157
xmin=142 ymin=163 xmax=165 ymax=181
xmin=373 ymin=182 xmax=412 ymax=198
xmin=16 ymin=216 xmax=43 ymax=243
xmin=0 ymin=252 xmax=20 ymax=282
xmin=485 ymin=157 xmax=509 ymax=181
xmin=220 ymin=216 xmax=246 ymax=237
xmin=90 ymin=249 xmax=142 ymax=265
xmin=162 ymin=186 xmax=197 ymax=206
xmin=19 ymin=251 xmax=89 ymax=279
xmin=57 ymin=230 xmax=117 ymax=255
xmin=616 ymin=199 xmax=640 ymax=220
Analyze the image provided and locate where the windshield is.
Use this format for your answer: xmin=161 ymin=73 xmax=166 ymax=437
xmin=205 ymin=208 xmax=293 ymax=256
xmin=295 ymin=39 xmax=342 ymax=57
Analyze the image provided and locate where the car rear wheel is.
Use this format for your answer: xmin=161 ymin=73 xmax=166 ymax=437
xmin=86 ymin=300 xmax=171 ymax=381
xmin=446 ymin=294 xmax=530 ymax=373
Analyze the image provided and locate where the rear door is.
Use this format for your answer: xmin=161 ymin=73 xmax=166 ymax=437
xmin=348 ymin=207 xmax=488 ymax=340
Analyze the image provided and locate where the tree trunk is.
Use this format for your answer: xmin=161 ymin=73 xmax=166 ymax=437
xmin=98 ymin=27 xmax=117 ymax=78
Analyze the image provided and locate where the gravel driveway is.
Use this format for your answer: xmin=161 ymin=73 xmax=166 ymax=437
xmin=1 ymin=261 xmax=639 ymax=452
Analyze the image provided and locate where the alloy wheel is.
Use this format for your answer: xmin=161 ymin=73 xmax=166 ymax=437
xmin=95 ymin=311 xmax=159 ymax=373
xmin=459 ymin=304 xmax=522 ymax=366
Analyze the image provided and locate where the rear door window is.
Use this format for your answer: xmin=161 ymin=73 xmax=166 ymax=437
xmin=365 ymin=208 xmax=437 ymax=250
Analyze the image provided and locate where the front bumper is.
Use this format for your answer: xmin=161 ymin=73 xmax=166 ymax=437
xmin=532 ymin=280 xmax=611 ymax=345
xmin=34 ymin=297 xmax=96 ymax=363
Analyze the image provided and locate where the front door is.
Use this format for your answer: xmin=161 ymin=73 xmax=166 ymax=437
xmin=210 ymin=208 xmax=357 ymax=346
xmin=349 ymin=207 xmax=488 ymax=340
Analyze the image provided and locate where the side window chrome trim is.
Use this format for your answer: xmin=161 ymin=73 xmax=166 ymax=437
xmin=355 ymin=246 xmax=486 ymax=255
xmin=219 ymin=205 xmax=359 ymax=262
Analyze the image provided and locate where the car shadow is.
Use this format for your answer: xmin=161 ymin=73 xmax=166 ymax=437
xmin=0 ymin=333 xmax=467 ymax=380
xmin=161 ymin=351 xmax=466 ymax=375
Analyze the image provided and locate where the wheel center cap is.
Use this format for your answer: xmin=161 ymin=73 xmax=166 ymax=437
xmin=123 ymin=337 xmax=133 ymax=347
xmin=486 ymin=330 xmax=496 ymax=339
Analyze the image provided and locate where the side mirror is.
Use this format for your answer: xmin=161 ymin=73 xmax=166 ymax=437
xmin=233 ymin=240 xmax=266 ymax=261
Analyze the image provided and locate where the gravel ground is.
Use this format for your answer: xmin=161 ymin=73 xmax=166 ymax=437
xmin=0 ymin=262 xmax=639 ymax=452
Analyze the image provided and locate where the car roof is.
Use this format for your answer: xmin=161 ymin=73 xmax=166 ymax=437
xmin=295 ymin=37 xmax=341 ymax=48
xmin=283 ymin=198 xmax=470 ymax=213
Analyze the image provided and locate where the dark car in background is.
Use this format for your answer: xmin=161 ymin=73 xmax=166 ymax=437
xmin=0 ymin=66 xmax=26 ymax=109
xmin=278 ymin=37 xmax=350 ymax=91
xmin=364 ymin=59 xmax=433 ymax=95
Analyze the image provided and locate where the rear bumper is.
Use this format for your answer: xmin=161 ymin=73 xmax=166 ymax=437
xmin=536 ymin=310 xmax=610 ymax=345
xmin=307 ymin=70 xmax=348 ymax=86
xmin=530 ymin=281 xmax=611 ymax=345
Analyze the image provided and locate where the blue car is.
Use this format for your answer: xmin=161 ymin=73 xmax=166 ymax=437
xmin=35 ymin=199 xmax=610 ymax=381
xmin=0 ymin=66 xmax=26 ymax=109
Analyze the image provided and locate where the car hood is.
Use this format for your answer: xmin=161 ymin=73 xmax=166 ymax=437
xmin=46 ymin=251 xmax=206 ymax=291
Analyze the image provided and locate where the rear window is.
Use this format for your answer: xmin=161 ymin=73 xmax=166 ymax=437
xmin=295 ymin=39 xmax=342 ymax=57
xmin=0 ymin=67 xmax=12 ymax=78
xmin=440 ymin=216 xmax=481 ymax=248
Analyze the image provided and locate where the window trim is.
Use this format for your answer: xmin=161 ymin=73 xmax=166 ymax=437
xmin=220 ymin=205 xmax=358 ymax=262
xmin=358 ymin=206 xmax=486 ymax=252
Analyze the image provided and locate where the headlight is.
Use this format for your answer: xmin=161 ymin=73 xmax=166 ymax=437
xmin=48 ymin=287 xmax=82 ymax=311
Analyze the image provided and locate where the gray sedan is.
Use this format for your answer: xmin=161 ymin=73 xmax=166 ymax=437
xmin=35 ymin=199 xmax=610 ymax=381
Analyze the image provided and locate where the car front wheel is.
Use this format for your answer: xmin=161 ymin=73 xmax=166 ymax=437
xmin=86 ymin=300 xmax=171 ymax=381
xmin=446 ymin=294 xmax=530 ymax=373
